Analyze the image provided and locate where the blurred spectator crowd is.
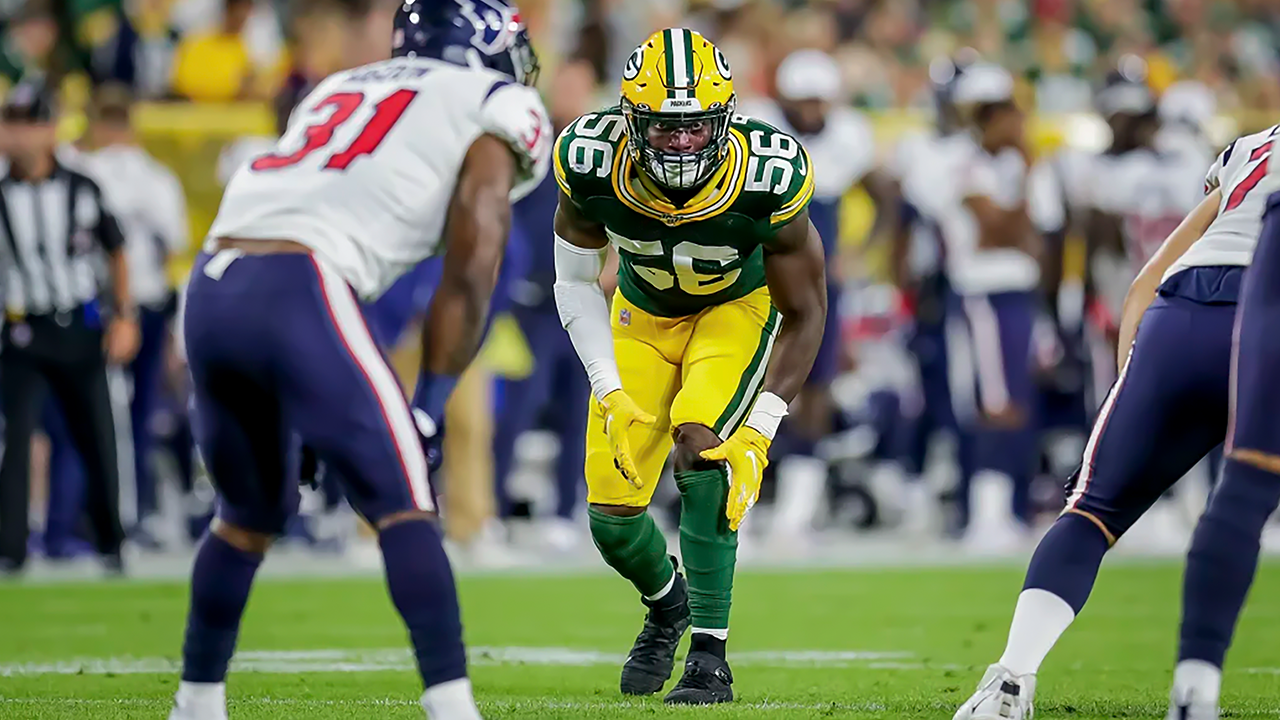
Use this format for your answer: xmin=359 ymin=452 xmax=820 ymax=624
xmin=1 ymin=0 xmax=1279 ymax=112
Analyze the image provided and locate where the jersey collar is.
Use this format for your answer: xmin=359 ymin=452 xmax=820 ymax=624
xmin=613 ymin=128 xmax=748 ymax=226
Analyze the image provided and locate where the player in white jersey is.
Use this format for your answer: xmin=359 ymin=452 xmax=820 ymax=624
xmin=909 ymin=63 xmax=1040 ymax=548
xmin=955 ymin=126 xmax=1274 ymax=720
xmin=168 ymin=3 xmax=550 ymax=720
xmin=1088 ymin=69 xmax=1205 ymax=312
xmin=890 ymin=53 xmax=976 ymax=535
xmin=1166 ymin=125 xmax=1280 ymax=720
xmin=740 ymin=48 xmax=899 ymax=544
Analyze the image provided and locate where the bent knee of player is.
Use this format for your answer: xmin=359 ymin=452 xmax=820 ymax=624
xmin=672 ymin=423 xmax=721 ymax=473
xmin=211 ymin=518 xmax=275 ymax=554
xmin=375 ymin=508 xmax=440 ymax=532
xmin=1228 ymin=448 xmax=1280 ymax=476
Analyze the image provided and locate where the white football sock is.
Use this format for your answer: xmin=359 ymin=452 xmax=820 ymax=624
xmin=645 ymin=573 xmax=676 ymax=602
xmin=691 ymin=627 xmax=728 ymax=640
xmin=1171 ymin=659 xmax=1222 ymax=705
xmin=996 ymin=589 xmax=1076 ymax=676
xmin=421 ymin=677 xmax=482 ymax=720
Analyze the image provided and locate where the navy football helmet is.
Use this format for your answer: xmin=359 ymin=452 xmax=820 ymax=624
xmin=393 ymin=0 xmax=540 ymax=87
xmin=929 ymin=48 xmax=978 ymax=133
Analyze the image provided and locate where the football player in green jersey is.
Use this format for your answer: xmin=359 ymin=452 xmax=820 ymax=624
xmin=551 ymin=28 xmax=828 ymax=704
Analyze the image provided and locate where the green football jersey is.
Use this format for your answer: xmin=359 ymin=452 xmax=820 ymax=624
xmin=553 ymin=107 xmax=814 ymax=318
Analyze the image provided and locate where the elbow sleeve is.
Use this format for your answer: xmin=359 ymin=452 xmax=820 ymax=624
xmin=553 ymin=235 xmax=621 ymax=400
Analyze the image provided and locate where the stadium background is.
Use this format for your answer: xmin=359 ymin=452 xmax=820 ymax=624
xmin=1 ymin=0 xmax=1280 ymax=718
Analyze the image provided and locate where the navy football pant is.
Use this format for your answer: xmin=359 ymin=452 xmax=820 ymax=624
xmin=947 ymin=291 xmax=1038 ymax=525
xmin=1065 ymin=267 xmax=1240 ymax=541
xmin=185 ymin=251 xmax=433 ymax=534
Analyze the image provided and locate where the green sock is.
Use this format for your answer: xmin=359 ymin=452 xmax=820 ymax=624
xmin=674 ymin=468 xmax=737 ymax=631
xmin=588 ymin=507 xmax=675 ymax=598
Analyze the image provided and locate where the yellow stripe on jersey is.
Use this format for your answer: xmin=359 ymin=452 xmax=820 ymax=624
xmin=552 ymin=134 xmax=573 ymax=197
xmin=612 ymin=129 xmax=747 ymax=227
xmin=770 ymin=146 xmax=815 ymax=227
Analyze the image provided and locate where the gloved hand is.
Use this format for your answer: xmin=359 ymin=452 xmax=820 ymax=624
xmin=598 ymin=389 xmax=656 ymax=488
xmin=701 ymin=425 xmax=771 ymax=532
xmin=411 ymin=371 xmax=458 ymax=474
xmin=411 ymin=408 xmax=445 ymax=473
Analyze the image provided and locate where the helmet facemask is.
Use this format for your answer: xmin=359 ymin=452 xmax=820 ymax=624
xmin=507 ymin=29 xmax=541 ymax=87
xmin=621 ymin=96 xmax=735 ymax=190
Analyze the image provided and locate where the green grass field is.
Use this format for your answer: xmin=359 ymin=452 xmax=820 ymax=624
xmin=1 ymin=562 xmax=1278 ymax=719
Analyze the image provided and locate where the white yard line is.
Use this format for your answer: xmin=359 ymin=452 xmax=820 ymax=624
xmin=0 ymin=647 xmax=918 ymax=677
xmin=0 ymin=698 xmax=908 ymax=712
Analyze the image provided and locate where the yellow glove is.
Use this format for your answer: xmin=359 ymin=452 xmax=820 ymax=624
xmin=598 ymin=389 xmax=657 ymax=489
xmin=700 ymin=425 xmax=771 ymax=532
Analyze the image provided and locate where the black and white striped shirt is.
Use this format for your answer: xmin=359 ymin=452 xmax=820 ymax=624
xmin=0 ymin=161 xmax=125 ymax=316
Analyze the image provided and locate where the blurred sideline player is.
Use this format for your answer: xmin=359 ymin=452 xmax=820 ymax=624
xmin=890 ymin=54 xmax=971 ymax=534
xmin=1087 ymin=64 xmax=1211 ymax=547
xmin=1166 ymin=129 xmax=1280 ymax=720
xmin=1027 ymin=85 xmax=1102 ymax=456
xmin=168 ymin=2 xmax=551 ymax=719
xmin=918 ymin=64 xmax=1041 ymax=547
xmin=1156 ymin=81 xmax=1218 ymax=176
xmin=491 ymin=59 xmax=598 ymax=551
xmin=554 ymin=30 xmax=826 ymax=703
xmin=38 ymin=88 xmax=188 ymax=556
xmin=740 ymin=48 xmax=898 ymax=545
xmin=1087 ymin=64 xmax=1204 ymax=321
xmin=80 ymin=85 xmax=190 ymax=544
xmin=955 ymin=124 xmax=1274 ymax=720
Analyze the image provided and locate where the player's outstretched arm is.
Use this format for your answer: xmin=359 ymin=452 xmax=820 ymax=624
xmin=702 ymin=210 xmax=827 ymax=530
xmin=421 ymin=133 xmax=517 ymax=378
xmin=552 ymin=191 xmax=655 ymax=487
xmin=761 ymin=209 xmax=829 ymax=406
xmin=1116 ymin=188 xmax=1221 ymax=369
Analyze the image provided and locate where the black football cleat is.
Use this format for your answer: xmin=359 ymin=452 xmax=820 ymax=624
xmin=664 ymin=651 xmax=734 ymax=705
xmin=619 ymin=561 xmax=690 ymax=696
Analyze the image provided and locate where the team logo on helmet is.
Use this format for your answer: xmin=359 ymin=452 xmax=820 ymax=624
xmin=456 ymin=0 xmax=524 ymax=55
xmin=623 ymin=46 xmax=644 ymax=82
xmin=714 ymin=48 xmax=733 ymax=80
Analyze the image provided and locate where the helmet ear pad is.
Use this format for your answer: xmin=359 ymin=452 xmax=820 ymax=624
xmin=621 ymin=97 xmax=737 ymax=190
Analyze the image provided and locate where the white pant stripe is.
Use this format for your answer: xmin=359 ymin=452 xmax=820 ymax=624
xmin=1068 ymin=346 xmax=1134 ymax=509
xmin=963 ymin=297 xmax=1010 ymax=415
xmin=310 ymin=257 xmax=433 ymax=511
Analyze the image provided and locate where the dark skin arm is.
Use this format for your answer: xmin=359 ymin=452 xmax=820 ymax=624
xmin=553 ymin=188 xmax=608 ymax=250
xmin=762 ymin=208 xmax=828 ymax=404
xmin=422 ymin=134 xmax=517 ymax=375
xmin=1084 ymin=207 xmax=1124 ymax=307
xmin=860 ymin=168 xmax=902 ymax=251
xmin=965 ymin=194 xmax=1035 ymax=252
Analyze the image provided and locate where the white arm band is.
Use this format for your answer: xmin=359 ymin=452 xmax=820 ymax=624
xmin=553 ymin=234 xmax=622 ymax=401
xmin=744 ymin=391 xmax=789 ymax=441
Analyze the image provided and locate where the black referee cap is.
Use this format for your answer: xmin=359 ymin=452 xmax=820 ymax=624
xmin=2 ymin=79 xmax=58 ymax=123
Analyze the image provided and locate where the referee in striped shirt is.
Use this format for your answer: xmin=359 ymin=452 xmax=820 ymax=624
xmin=0 ymin=80 xmax=140 ymax=575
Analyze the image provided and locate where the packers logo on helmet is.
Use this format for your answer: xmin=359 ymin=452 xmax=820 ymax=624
xmin=619 ymin=28 xmax=736 ymax=190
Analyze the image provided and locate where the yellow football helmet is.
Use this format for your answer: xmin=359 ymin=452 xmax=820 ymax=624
xmin=619 ymin=28 xmax=737 ymax=190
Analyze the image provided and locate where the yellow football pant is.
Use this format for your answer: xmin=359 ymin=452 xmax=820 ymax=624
xmin=585 ymin=287 xmax=779 ymax=507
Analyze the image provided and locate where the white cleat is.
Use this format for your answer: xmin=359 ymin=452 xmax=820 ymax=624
xmin=1166 ymin=697 xmax=1219 ymax=720
xmin=954 ymin=664 xmax=1035 ymax=720
xmin=168 ymin=682 xmax=228 ymax=720
xmin=1167 ymin=660 xmax=1221 ymax=720
xmin=421 ymin=678 xmax=483 ymax=719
